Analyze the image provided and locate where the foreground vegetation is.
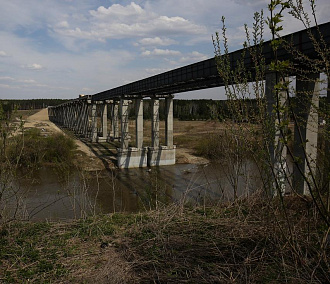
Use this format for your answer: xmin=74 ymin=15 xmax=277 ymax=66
xmin=0 ymin=197 xmax=328 ymax=283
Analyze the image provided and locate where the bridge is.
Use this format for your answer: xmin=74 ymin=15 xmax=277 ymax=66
xmin=48 ymin=22 xmax=329 ymax=194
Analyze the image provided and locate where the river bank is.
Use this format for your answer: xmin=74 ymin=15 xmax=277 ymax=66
xmin=1 ymin=197 xmax=328 ymax=283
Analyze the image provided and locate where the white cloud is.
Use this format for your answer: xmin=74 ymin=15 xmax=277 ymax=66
xmin=0 ymin=76 xmax=15 ymax=81
xmin=0 ymin=83 xmax=20 ymax=89
xmin=179 ymin=51 xmax=208 ymax=64
xmin=0 ymin=50 xmax=9 ymax=57
xmin=233 ymin=0 xmax=268 ymax=6
xmin=56 ymin=21 xmax=70 ymax=28
xmin=20 ymin=79 xmax=37 ymax=84
xmin=137 ymin=37 xmax=177 ymax=47
xmin=52 ymin=2 xmax=207 ymax=41
xmin=81 ymin=87 xmax=92 ymax=92
xmin=142 ymin=48 xmax=181 ymax=57
xmin=145 ymin=68 xmax=171 ymax=75
xmin=90 ymin=3 xmax=146 ymax=19
xmin=22 ymin=63 xmax=44 ymax=70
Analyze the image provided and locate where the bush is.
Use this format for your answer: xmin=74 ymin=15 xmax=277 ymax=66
xmin=194 ymin=130 xmax=256 ymax=160
xmin=7 ymin=130 xmax=77 ymax=169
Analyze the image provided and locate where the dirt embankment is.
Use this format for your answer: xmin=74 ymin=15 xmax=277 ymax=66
xmin=17 ymin=108 xmax=105 ymax=171
xmin=19 ymin=108 xmax=208 ymax=170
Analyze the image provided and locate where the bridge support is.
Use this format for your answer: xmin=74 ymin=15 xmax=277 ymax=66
xmin=148 ymin=96 xmax=176 ymax=167
xmin=97 ymin=102 xmax=108 ymax=142
xmin=48 ymin=94 xmax=177 ymax=169
xmin=293 ymin=73 xmax=320 ymax=195
xmin=116 ymin=95 xmax=176 ymax=168
xmin=265 ymin=71 xmax=321 ymax=196
xmin=265 ymin=71 xmax=288 ymax=196
xmin=110 ymin=101 xmax=119 ymax=141
xmin=117 ymin=98 xmax=148 ymax=168
xmin=90 ymin=103 xmax=98 ymax=142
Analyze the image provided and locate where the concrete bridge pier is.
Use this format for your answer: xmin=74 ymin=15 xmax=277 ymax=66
xmin=75 ymin=102 xmax=86 ymax=135
xmin=117 ymin=98 xmax=135 ymax=168
xmin=117 ymin=97 xmax=149 ymax=168
xmin=90 ymin=103 xmax=98 ymax=142
xmin=69 ymin=103 xmax=77 ymax=130
xmin=63 ymin=105 xmax=68 ymax=128
xmin=109 ymin=101 xmax=120 ymax=141
xmin=148 ymin=95 xmax=176 ymax=167
xmin=265 ymin=71 xmax=288 ymax=196
xmin=293 ymin=73 xmax=320 ymax=195
xmin=73 ymin=102 xmax=81 ymax=131
xmin=97 ymin=101 xmax=109 ymax=142
xmin=80 ymin=100 xmax=91 ymax=138
xmin=72 ymin=102 xmax=81 ymax=133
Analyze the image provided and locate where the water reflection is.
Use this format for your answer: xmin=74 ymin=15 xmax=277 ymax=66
xmin=8 ymin=160 xmax=262 ymax=221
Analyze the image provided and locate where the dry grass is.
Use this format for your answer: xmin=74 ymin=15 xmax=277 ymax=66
xmin=1 ymin=197 xmax=327 ymax=283
xmin=118 ymin=198 xmax=329 ymax=283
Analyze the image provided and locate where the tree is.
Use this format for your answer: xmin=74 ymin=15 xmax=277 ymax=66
xmin=213 ymin=0 xmax=329 ymax=280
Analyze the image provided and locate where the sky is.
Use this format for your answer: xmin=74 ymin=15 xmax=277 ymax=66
xmin=0 ymin=0 xmax=329 ymax=100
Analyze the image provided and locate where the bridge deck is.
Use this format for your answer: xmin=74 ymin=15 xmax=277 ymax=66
xmin=91 ymin=22 xmax=329 ymax=101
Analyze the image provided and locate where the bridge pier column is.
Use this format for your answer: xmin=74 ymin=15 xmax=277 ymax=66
xmin=165 ymin=96 xmax=174 ymax=148
xmin=110 ymin=101 xmax=119 ymax=141
xmin=117 ymin=97 xmax=148 ymax=168
xmin=68 ymin=104 xmax=73 ymax=129
xmin=60 ymin=107 xmax=63 ymax=125
xmin=147 ymin=97 xmax=160 ymax=167
xmin=70 ymin=103 xmax=77 ymax=130
xmin=293 ymin=73 xmax=320 ymax=195
xmin=75 ymin=103 xmax=84 ymax=134
xmin=81 ymin=101 xmax=91 ymax=138
xmin=136 ymin=98 xmax=144 ymax=149
xmin=73 ymin=104 xmax=79 ymax=133
xmin=120 ymin=99 xmax=130 ymax=149
xmin=63 ymin=105 xmax=68 ymax=127
xmin=265 ymin=71 xmax=288 ymax=196
xmin=90 ymin=103 xmax=98 ymax=142
xmin=63 ymin=106 xmax=66 ymax=126
xmin=151 ymin=98 xmax=160 ymax=148
xmin=97 ymin=102 xmax=108 ymax=142
xmin=147 ymin=96 xmax=176 ymax=167
xmin=117 ymin=98 xmax=140 ymax=168
xmin=71 ymin=103 xmax=76 ymax=131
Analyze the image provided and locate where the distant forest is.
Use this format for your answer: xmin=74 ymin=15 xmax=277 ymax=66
xmin=1 ymin=97 xmax=328 ymax=122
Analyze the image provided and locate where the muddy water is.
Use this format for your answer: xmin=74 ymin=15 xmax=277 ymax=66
xmin=8 ymin=161 xmax=262 ymax=221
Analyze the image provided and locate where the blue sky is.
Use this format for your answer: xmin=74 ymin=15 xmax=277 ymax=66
xmin=0 ymin=0 xmax=329 ymax=100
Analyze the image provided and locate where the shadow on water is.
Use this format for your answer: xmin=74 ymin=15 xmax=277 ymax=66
xmin=7 ymin=159 xmax=262 ymax=221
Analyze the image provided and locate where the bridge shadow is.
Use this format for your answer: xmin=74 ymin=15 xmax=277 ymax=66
xmin=79 ymin=138 xmax=119 ymax=171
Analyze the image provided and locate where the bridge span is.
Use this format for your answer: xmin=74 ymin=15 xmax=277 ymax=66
xmin=48 ymin=22 xmax=329 ymax=194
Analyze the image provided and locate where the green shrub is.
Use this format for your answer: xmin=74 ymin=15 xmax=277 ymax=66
xmin=6 ymin=130 xmax=77 ymax=169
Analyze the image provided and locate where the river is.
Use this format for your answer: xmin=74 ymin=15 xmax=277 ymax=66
xmin=5 ymin=161 xmax=262 ymax=221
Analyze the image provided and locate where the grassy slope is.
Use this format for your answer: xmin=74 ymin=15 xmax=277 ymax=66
xmin=0 ymin=197 xmax=328 ymax=283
